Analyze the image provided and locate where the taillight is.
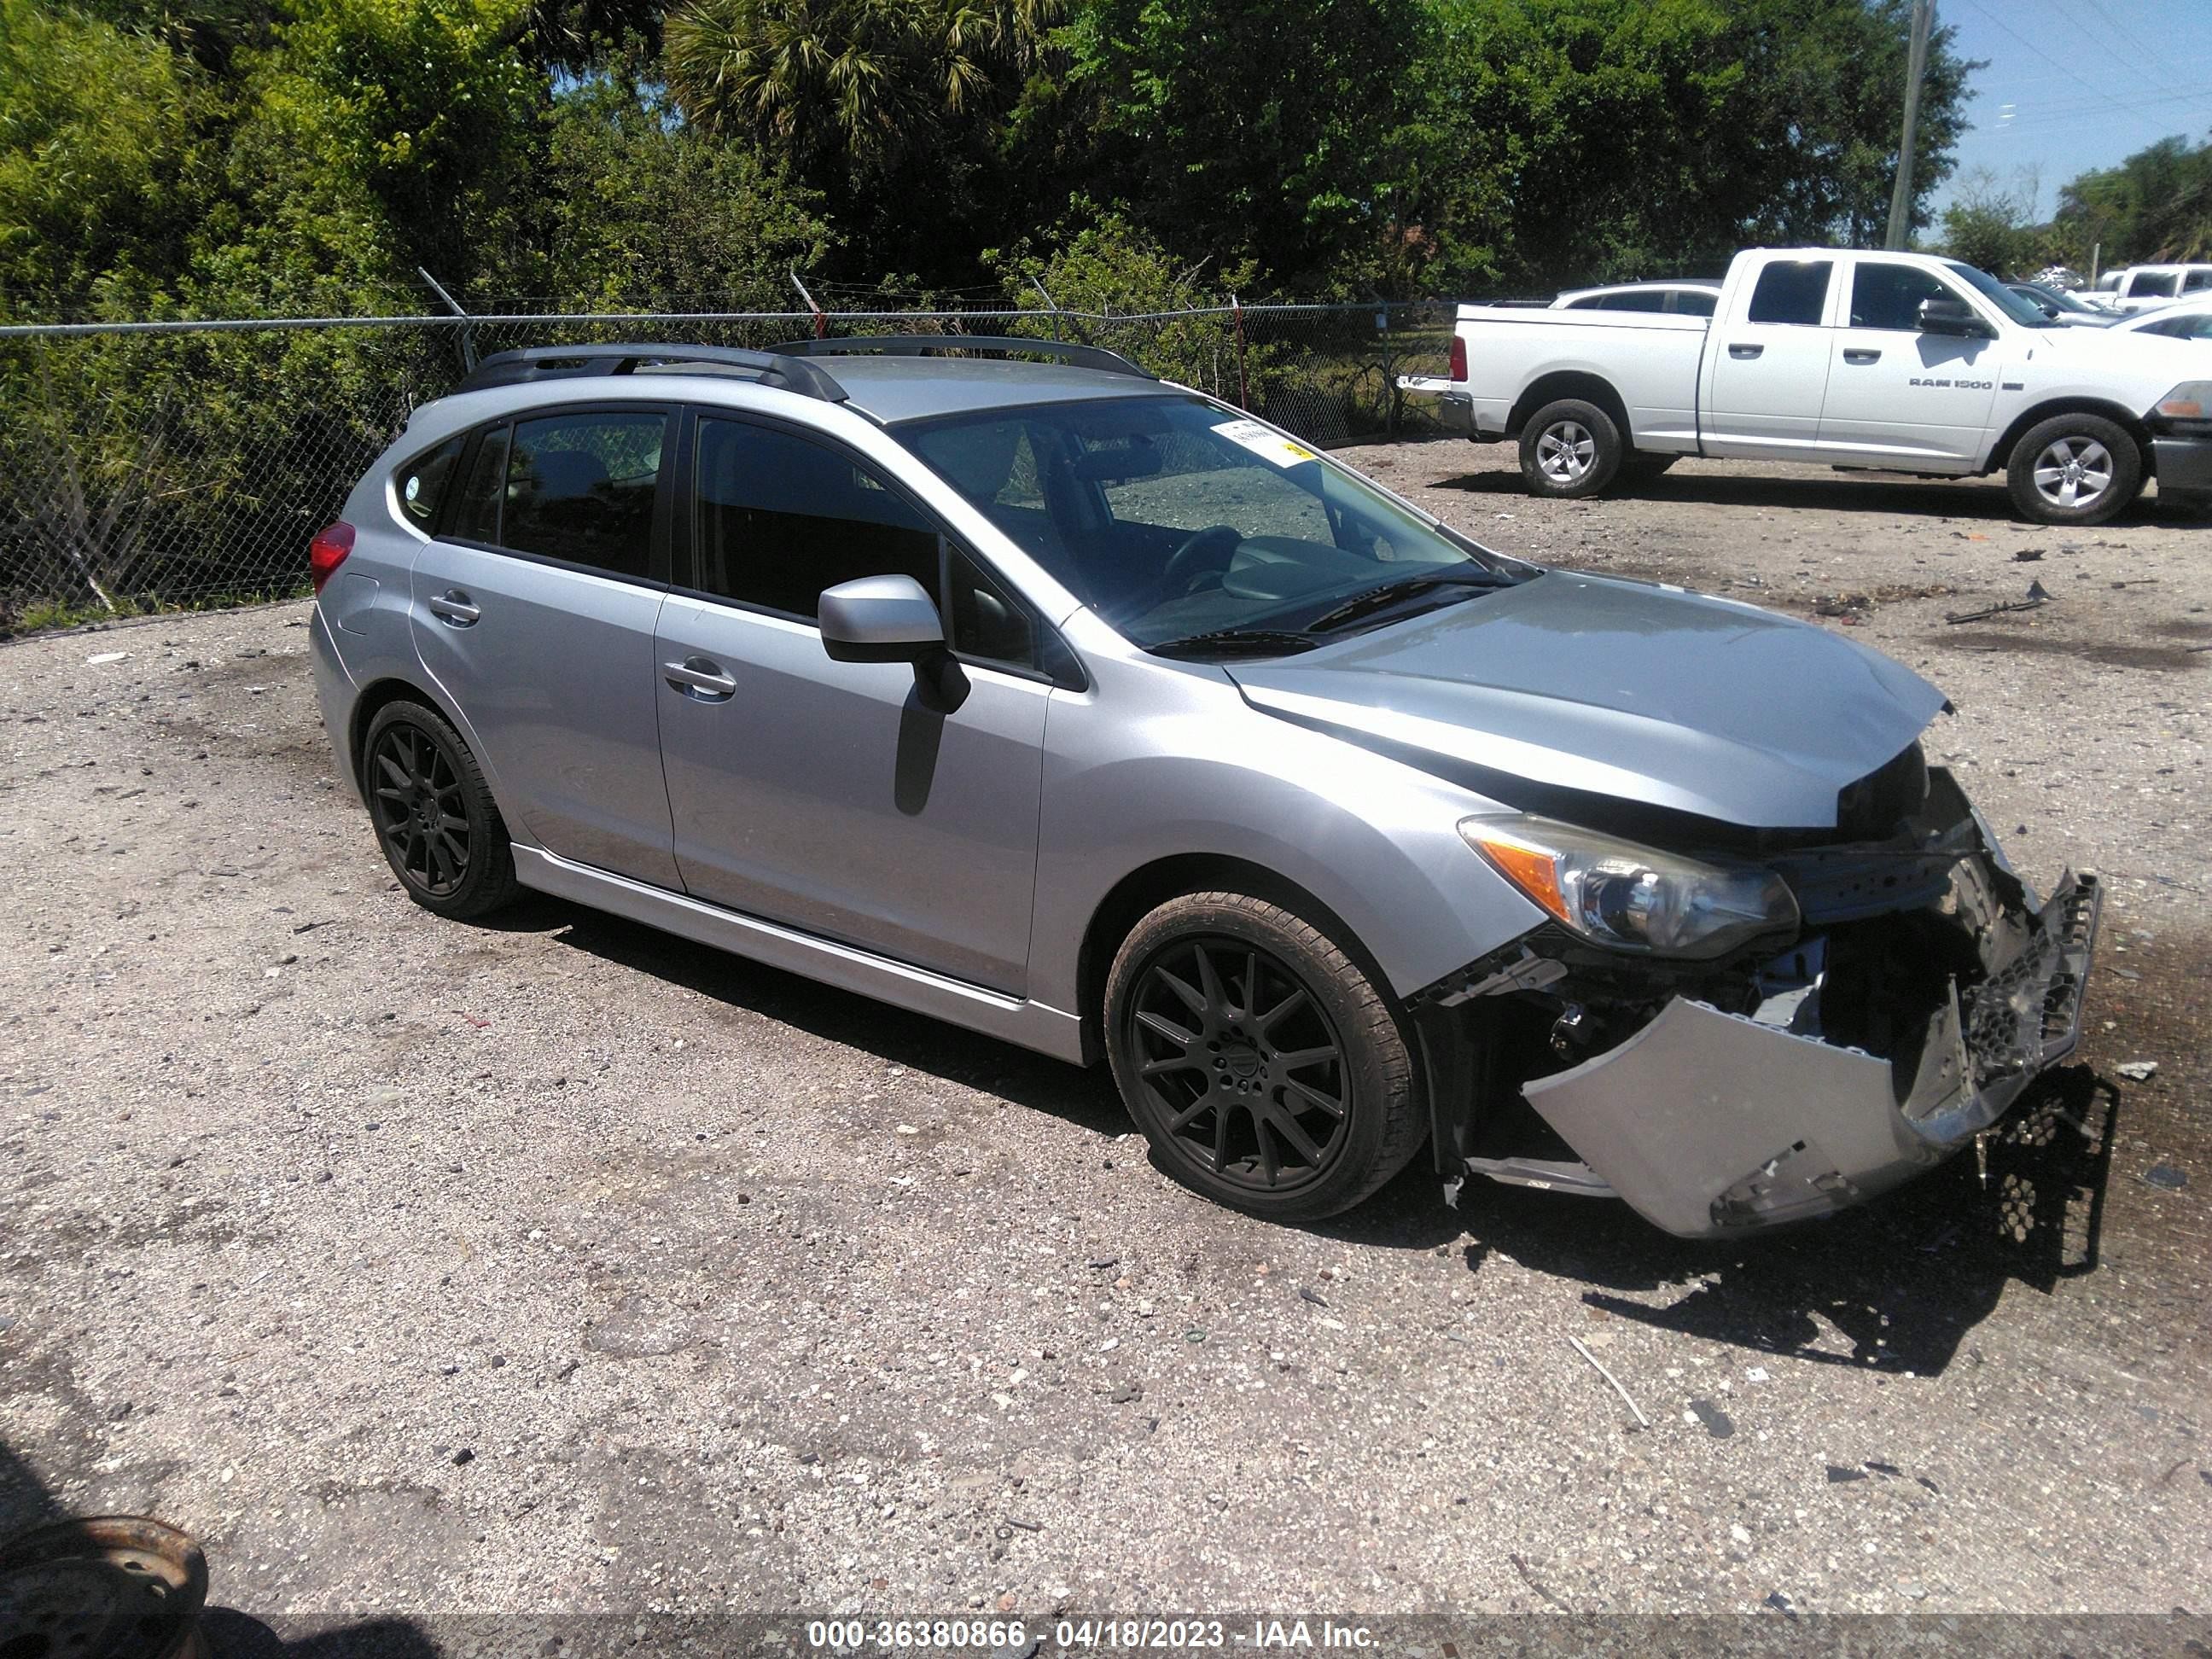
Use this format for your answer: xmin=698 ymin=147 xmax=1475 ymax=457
xmin=1449 ymin=335 xmax=1468 ymax=382
xmin=309 ymin=521 xmax=355 ymax=596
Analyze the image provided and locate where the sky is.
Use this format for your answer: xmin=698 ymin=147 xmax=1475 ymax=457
xmin=1930 ymin=0 xmax=2212 ymax=221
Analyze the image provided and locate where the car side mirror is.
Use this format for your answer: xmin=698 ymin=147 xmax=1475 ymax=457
xmin=819 ymin=574 xmax=946 ymax=665
xmin=1918 ymin=296 xmax=1990 ymax=337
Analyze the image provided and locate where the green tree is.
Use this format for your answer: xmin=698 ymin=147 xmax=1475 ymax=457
xmin=1028 ymin=0 xmax=1434 ymax=295
xmin=0 ymin=0 xmax=203 ymax=317
xmin=2052 ymin=134 xmax=2212 ymax=267
xmin=525 ymin=66 xmax=838 ymax=308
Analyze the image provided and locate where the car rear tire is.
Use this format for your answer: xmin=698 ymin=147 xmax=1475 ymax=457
xmin=362 ymin=699 xmax=518 ymax=920
xmin=1103 ymin=892 xmax=1425 ymax=1221
xmin=2006 ymin=413 xmax=2142 ymax=526
xmin=1519 ymin=398 xmax=1624 ymax=498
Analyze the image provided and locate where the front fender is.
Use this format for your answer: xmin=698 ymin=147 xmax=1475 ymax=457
xmin=1027 ymin=649 xmax=1547 ymax=1020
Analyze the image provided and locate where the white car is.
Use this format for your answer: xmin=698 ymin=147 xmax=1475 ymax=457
xmin=2114 ymin=295 xmax=2212 ymax=341
xmin=1412 ymin=246 xmax=2212 ymax=525
xmin=2086 ymin=264 xmax=2212 ymax=314
xmin=1550 ymin=281 xmax=1722 ymax=317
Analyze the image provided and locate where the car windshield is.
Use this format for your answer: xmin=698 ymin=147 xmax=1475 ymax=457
xmin=1947 ymin=261 xmax=2058 ymax=328
xmin=903 ymin=393 xmax=1526 ymax=652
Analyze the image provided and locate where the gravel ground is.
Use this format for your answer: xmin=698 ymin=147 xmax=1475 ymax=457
xmin=3 ymin=443 xmax=2209 ymax=1637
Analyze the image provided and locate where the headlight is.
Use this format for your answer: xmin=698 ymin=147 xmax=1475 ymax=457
xmin=1459 ymin=814 xmax=1799 ymax=958
xmin=2154 ymin=381 xmax=2211 ymax=420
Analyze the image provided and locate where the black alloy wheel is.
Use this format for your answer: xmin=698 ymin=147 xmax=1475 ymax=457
xmin=1126 ymin=933 xmax=1353 ymax=1194
xmin=370 ymin=720 xmax=472 ymax=897
xmin=360 ymin=699 xmax=517 ymax=919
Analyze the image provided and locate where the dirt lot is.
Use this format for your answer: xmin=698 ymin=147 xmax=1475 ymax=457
xmin=3 ymin=444 xmax=2209 ymax=1639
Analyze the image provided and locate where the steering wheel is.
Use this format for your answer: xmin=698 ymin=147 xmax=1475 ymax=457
xmin=1161 ymin=523 xmax=1243 ymax=594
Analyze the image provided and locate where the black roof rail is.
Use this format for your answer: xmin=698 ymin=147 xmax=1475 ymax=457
xmin=771 ymin=335 xmax=1155 ymax=381
xmin=455 ymin=344 xmax=847 ymax=403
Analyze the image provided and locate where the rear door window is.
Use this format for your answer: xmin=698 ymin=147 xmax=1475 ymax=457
xmin=691 ymin=416 xmax=940 ymax=617
xmin=500 ymin=410 xmax=669 ymax=579
xmin=2128 ymin=272 xmax=2180 ymax=299
xmin=1746 ymin=260 xmax=1833 ymax=326
xmin=1596 ymin=290 xmax=1671 ymax=312
xmin=1670 ymin=289 xmax=1717 ymax=317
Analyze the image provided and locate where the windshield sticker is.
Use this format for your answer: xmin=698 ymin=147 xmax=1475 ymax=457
xmin=1212 ymin=418 xmax=1319 ymax=468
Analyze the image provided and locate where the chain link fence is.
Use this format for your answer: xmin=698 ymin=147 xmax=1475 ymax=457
xmin=0 ymin=302 xmax=1455 ymax=626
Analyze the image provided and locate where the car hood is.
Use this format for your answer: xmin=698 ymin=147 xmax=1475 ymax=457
xmin=1227 ymin=572 xmax=1947 ymax=830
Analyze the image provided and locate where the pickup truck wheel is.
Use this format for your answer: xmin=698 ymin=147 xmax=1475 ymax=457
xmin=1104 ymin=892 xmax=1424 ymax=1221
xmin=2007 ymin=414 xmax=2142 ymax=526
xmin=1520 ymin=399 xmax=1622 ymax=498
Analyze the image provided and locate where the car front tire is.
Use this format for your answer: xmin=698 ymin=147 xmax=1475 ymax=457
xmin=361 ymin=699 xmax=518 ymax=920
xmin=2006 ymin=413 xmax=2142 ymax=526
xmin=1103 ymin=892 xmax=1426 ymax=1221
xmin=1519 ymin=398 xmax=1624 ymax=498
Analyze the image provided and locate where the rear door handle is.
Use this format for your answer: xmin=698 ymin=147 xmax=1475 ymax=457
xmin=1728 ymin=343 xmax=1764 ymax=359
xmin=427 ymin=590 xmax=480 ymax=626
xmin=1843 ymin=348 xmax=1882 ymax=364
xmin=664 ymin=656 xmax=737 ymax=700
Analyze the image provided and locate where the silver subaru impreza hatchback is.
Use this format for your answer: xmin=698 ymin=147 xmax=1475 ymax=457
xmin=310 ymin=338 xmax=2100 ymax=1237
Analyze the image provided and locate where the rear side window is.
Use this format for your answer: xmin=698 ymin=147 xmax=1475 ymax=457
xmin=1672 ymin=290 xmax=1716 ymax=317
xmin=500 ymin=411 xmax=667 ymax=579
xmin=395 ymin=437 xmax=464 ymax=529
xmin=1747 ymin=260 xmax=1833 ymax=326
xmin=2186 ymin=271 xmax=2212 ymax=293
xmin=1597 ymin=291 xmax=1671 ymax=312
xmin=2128 ymin=272 xmax=2179 ymax=299
xmin=693 ymin=416 xmax=939 ymax=617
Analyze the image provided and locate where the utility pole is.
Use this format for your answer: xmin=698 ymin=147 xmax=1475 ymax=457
xmin=1884 ymin=0 xmax=1935 ymax=250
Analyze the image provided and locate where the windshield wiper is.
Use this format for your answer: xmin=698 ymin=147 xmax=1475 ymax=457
xmin=1147 ymin=627 xmax=1320 ymax=660
xmin=1303 ymin=571 xmax=1505 ymax=634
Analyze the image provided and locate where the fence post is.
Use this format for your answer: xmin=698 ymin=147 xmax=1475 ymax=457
xmin=1377 ymin=301 xmax=1397 ymax=440
xmin=790 ymin=271 xmax=828 ymax=339
xmin=418 ymin=267 xmax=476 ymax=372
xmin=1230 ymin=294 xmax=1249 ymax=410
xmin=1030 ymin=279 xmax=1063 ymax=342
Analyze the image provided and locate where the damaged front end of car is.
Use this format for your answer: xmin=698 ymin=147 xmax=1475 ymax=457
xmin=1413 ymin=762 xmax=2102 ymax=1239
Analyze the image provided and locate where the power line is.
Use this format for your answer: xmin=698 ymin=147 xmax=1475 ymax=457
xmin=1957 ymin=0 xmax=2141 ymax=108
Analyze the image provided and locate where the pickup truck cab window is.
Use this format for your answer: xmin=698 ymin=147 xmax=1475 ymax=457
xmin=1849 ymin=262 xmax=1965 ymax=332
xmin=1745 ymin=260 xmax=1832 ymax=326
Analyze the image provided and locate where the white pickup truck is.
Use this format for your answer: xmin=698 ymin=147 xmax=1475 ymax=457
xmin=1408 ymin=247 xmax=2212 ymax=525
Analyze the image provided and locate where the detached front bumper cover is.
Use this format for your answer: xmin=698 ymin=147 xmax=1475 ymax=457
xmin=1514 ymin=865 xmax=2101 ymax=1240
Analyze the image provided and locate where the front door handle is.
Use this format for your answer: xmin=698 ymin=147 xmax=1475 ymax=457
xmin=1728 ymin=343 xmax=1764 ymax=360
xmin=427 ymin=590 xmax=480 ymax=626
xmin=664 ymin=657 xmax=737 ymax=700
xmin=1843 ymin=347 xmax=1882 ymax=364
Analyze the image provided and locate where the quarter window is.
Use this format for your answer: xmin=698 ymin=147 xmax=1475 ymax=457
xmin=946 ymin=545 xmax=1034 ymax=668
xmin=1849 ymin=263 xmax=1962 ymax=332
xmin=692 ymin=417 xmax=939 ymax=617
xmin=1746 ymin=260 xmax=1833 ymax=326
xmin=395 ymin=436 xmax=464 ymax=530
xmin=500 ymin=411 xmax=667 ymax=579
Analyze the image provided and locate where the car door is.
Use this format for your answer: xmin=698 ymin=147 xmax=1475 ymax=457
xmin=410 ymin=405 xmax=680 ymax=889
xmin=1701 ymin=256 xmax=1837 ymax=457
xmin=1816 ymin=259 xmax=1999 ymax=467
xmin=652 ymin=410 xmax=1053 ymax=994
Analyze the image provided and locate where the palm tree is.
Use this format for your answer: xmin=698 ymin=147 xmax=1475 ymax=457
xmin=664 ymin=0 xmax=1057 ymax=166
